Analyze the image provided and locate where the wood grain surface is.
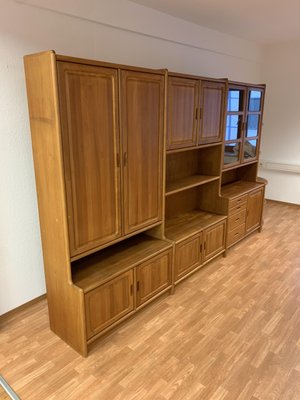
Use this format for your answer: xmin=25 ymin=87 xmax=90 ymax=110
xmin=1 ymin=200 xmax=300 ymax=400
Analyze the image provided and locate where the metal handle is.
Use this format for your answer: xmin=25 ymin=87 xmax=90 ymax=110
xmin=130 ymin=284 xmax=133 ymax=295
xmin=123 ymin=152 xmax=127 ymax=167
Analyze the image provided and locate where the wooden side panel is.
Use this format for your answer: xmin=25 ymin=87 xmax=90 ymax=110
xmin=57 ymin=62 xmax=121 ymax=256
xmin=85 ymin=270 xmax=134 ymax=339
xmin=175 ymin=234 xmax=201 ymax=281
xmin=136 ymin=250 xmax=172 ymax=306
xmin=167 ymin=77 xmax=199 ymax=149
xmin=203 ymin=221 xmax=226 ymax=262
xmin=246 ymin=188 xmax=264 ymax=233
xmin=23 ymin=52 xmax=87 ymax=355
xmin=120 ymin=70 xmax=164 ymax=234
xmin=199 ymin=81 xmax=225 ymax=144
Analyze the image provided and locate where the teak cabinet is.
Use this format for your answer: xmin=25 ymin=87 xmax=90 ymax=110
xmin=167 ymin=75 xmax=226 ymax=150
xmin=24 ymin=51 xmax=266 ymax=356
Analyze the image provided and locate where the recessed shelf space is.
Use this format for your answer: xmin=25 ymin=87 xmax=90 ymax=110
xmin=165 ymin=210 xmax=226 ymax=242
xmin=72 ymin=234 xmax=172 ymax=293
xmin=221 ymin=180 xmax=264 ymax=198
xmin=166 ymin=146 xmax=222 ymax=196
xmin=166 ymin=174 xmax=219 ymax=196
xmin=221 ymin=162 xmax=258 ymax=187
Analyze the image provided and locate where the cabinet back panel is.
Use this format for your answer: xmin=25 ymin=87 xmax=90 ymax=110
xmin=58 ymin=62 xmax=121 ymax=256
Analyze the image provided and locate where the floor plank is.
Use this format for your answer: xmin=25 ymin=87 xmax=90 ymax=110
xmin=1 ymin=200 xmax=300 ymax=399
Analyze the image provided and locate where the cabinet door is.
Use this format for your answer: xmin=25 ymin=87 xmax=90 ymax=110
xmin=175 ymin=234 xmax=202 ymax=281
xmin=199 ymin=81 xmax=225 ymax=144
xmin=136 ymin=250 xmax=172 ymax=307
xmin=167 ymin=77 xmax=199 ymax=150
xmin=246 ymin=188 xmax=264 ymax=233
xmin=203 ymin=221 xmax=226 ymax=262
xmin=120 ymin=70 xmax=164 ymax=235
xmin=85 ymin=270 xmax=134 ymax=339
xmin=57 ymin=62 xmax=121 ymax=256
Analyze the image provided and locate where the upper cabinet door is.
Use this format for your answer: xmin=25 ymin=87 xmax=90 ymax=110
xmin=167 ymin=77 xmax=199 ymax=150
xmin=57 ymin=62 xmax=121 ymax=257
xmin=198 ymin=81 xmax=226 ymax=145
xmin=120 ymin=70 xmax=164 ymax=235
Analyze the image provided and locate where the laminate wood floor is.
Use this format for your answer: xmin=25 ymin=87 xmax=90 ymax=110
xmin=1 ymin=200 xmax=300 ymax=400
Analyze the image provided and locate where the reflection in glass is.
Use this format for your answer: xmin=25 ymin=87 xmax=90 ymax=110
xmin=224 ymin=142 xmax=240 ymax=165
xmin=226 ymin=115 xmax=241 ymax=140
xmin=246 ymin=114 xmax=259 ymax=137
xmin=227 ymin=89 xmax=243 ymax=112
xmin=248 ymin=90 xmax=261 ymax=111
xmin=243 ymin=140 xmax=257 ymax=159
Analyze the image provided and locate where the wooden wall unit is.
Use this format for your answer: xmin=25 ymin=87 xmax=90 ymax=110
xmin=24 ymin=51 xmax=266 ymax=355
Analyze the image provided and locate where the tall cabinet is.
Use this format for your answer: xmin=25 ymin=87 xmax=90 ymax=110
xmin=24 ymin=51 xmax=266 ymax=356
xmin=24 ymin=51 xmax=172 ymax=356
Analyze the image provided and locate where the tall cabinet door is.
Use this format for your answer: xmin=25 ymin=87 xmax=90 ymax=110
xmin=57 ymin=62 xmax=121 ymax=257
xmin=198 ymin=81 xmax=225 ymax=145
xmin=167 ymin=77 xmax=199 ymax=150
xmin=120 ymin=70 xmax=164 ymax=235
xmin=246 ymin=189 xmax=264 ymax=233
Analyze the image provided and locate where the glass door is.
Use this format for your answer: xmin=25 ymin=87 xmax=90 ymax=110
xmin=242 ymin=89 xmax=263 ymax=162
xmin=223 ymin=87 xmax=246 ymax=168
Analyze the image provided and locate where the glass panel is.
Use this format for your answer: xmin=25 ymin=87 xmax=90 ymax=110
xmin=243 ymin=139 xmax=257 ymax=159
xmin=246 ymin=114 xmax=259 ymax=137
xmin=227 ymin=89 xmax=243 ymax=112
xmin=225 ymin=115 xmax=242 ymax=140
xmin=224 ymin=142 xmax=240 ymax=165
xmin=248 ymin=90 xmax=262 ymax=111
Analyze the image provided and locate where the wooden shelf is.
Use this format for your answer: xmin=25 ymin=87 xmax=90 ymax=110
xmin=166 ymin=175 xmax=219 ymax=196
xmin=166 ymin=142 xmax=222 ymax=154
xmin=165 ymin=210 xmax=227 ymax=242
xmin=221 ymin=180 xmax=264 ymax=199
xmin=72 ymin=235 xmax=172 ymax=293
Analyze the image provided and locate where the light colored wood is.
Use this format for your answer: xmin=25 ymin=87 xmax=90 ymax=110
xmin=228 ymin=194 xmax=248 ymax=210
xmin=221 ymin=180 xmax=264 ymax=198
xmin=23 ymin=51 xmax=87 ymax=356
xmin=136 ymin=250 xmax=172 ymax=306
xmin=120 ymin=70 xmax=164 ymax=234
xmin=2 ymin=201 xmax=299 ymax=400
xmin=165 ymin=210 xmax=227 ymax=243
xmin=85 ymin=270 xmax=134 ymax=339
xmin=228 ymin=209 xmax=247 ymax=231
xmin=246 ymin=188 xmax=264 ymax=233
xmin=198 ymin=80 xmax=226 ymax=145
xmin=202 ymin=221 xmax=226 ymax=262
xmin=57 ymin=62 xmax=121 ymax=256
xmin=166 ymin=174 xmax=219 ymax=195
xmin=174 ymin=234 xmax=201 ymax=281
xmin=227 ymin=222 xmax=246 ymax=247
xmin=167 ymin=76 xmax=199 ymax=149
xmin=72 ymin=235 xmax=172 ymax=292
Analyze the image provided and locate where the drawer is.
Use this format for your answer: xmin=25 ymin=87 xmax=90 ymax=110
xmin=228 ymin=209 xmax=247 ymax=231
xmin=228 ymin=195 xmax=247 ymax=214
xmin=227 ymin=223 xmax=246 ymax=247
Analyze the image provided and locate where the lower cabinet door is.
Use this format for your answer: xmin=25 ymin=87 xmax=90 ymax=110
xmin=203 ymin=221 xmax=226 ymax=262
xmin=85 ymin=270 xmax=134 ymax=339
xmin=136 ymin=250 xmax=172 ymax=307
xmin=246 ymin=188 xmax=264 ymax=233
xmin=175 ymin=234 xmax=201 ymax=281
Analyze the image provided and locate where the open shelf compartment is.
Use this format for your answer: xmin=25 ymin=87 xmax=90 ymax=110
xmin=72 ymin=234 xmax=172 ymax=293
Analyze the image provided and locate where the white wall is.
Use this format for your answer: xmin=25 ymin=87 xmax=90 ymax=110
xmin=259 ymin=41 xmax=300 ymax=204
xmin=0 ymin=0 xmax=263 ymax=314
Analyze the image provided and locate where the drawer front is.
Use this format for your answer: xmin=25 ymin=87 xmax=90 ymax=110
xmin=227 ymin=223 xmax=246 ymax=247
xmin=85 ymin=270 xmax=134 ymax=339
xmin=229 ymin=195 xmax=247 ymax=214
xmin=228 ymin=209 xmax=247 ymax=231
xmin=136 ymin=249 xmax=172 ymax=307
xmin=175 ymin=234 xmax=201 ymax=281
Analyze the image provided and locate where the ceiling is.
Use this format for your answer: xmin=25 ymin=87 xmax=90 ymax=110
xmin=130 ymin=0 xmax=300 ymax=44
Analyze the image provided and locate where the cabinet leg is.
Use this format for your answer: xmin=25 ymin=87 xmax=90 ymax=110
xmin=170 ymin=286 xmax=175 ymax=295
xmin=223 ymin=250 xmax=227 ymax=258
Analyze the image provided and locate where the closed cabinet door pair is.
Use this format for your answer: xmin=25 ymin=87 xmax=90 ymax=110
xmin=57 ymin=63 xmax=164 ymax=257
xmin=167 ymin=76 xmax=226 ymax=149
